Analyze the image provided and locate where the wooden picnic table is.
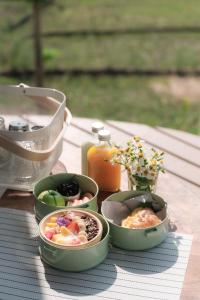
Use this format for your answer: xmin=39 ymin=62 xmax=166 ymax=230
xmin=0 ymin=115 xmax=200 ymax=300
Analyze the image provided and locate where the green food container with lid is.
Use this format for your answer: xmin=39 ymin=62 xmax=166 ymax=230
xmin=39 ymin=208 xmax=110 ymax=271
xmin=101 ymin=191 xmax=169 ymax=250
xmin=34 ymin=173 xmax=98 ymax=221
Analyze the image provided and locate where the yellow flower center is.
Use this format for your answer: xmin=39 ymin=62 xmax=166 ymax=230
xmin=134 ymin=136 xmax=140 ymax=142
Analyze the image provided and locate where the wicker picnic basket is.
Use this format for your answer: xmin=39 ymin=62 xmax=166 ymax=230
xmin=0 ymin=84 xmax=72 ymax=191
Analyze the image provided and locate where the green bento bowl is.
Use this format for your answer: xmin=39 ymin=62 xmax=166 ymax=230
xmin=34 ymin=173 xmax=98 ymax=221
xmin=39 ymin=209 xmax=110 ymax=272
xmin=101 ymin=191 xmax=169 ymax=250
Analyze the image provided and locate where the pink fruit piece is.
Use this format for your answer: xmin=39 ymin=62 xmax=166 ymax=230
xmin=66 ymin=212 xmax=76 ymax=219
xmin=48 ymin=228 xmax=56 ymax=234
xmin=71 ymin=199 xmax=82 ymax=206
xmin=45 ymin=231 xmax=54 ymax=240
xmin=82 ymin=192 xmax=93 ymax=199
xmin=81 ymin=197 xmax=89 ymax=203
xmin=67 ymin=221 xmax=80 ymax=234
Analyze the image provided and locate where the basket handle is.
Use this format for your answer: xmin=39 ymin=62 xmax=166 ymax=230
xmin=0 ymin=84 xmax=72 ymax=161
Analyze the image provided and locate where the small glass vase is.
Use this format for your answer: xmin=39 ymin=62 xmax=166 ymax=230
xmin=128 ymin=173 xmax=157 ymax=192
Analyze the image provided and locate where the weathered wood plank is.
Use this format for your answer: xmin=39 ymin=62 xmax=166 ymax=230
xmin=157 ymin=127 xmax=200 ymax=150
xmin=156 ymin=172 xmax=200 ymax=236
xmin=60 ymin=141 xmax=80 ymax=174
xmin=107 ymin=120 xmax=200 ymax=167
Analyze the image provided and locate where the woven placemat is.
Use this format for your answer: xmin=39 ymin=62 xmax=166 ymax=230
xmin=0 ymin=208 xmax=192 ymax=300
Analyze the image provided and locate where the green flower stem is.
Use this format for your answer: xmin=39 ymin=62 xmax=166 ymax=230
xmin=128 ymin=173 xmax=156 ymax=192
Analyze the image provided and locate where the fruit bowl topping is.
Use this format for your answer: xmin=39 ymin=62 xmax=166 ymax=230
xmin=38 ymin=190 xmax=65 ymax=206
xmin=57 ymin=180 xmax=80 ymax=197
xmin=42 ymin=211 xmax=101 ymax=247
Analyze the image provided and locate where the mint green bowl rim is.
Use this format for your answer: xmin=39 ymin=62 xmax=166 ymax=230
xmin=39 ymin=208 xmax=110 ymax=251
xmin=33 ymin=172 xmax=99 ymax=208
xmin=101 ymin=190 xmax=168 ymax=232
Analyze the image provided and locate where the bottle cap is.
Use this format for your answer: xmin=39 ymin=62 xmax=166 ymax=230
xmin=31 ymin=125 xmax=44 ymax=131
xmin=92 ymin=121 xmax=104 ymax=133
xmin=98 ymin=129 xmax=111 ymax=141
xmin=9 ymin=120 xmax=29 ymax=132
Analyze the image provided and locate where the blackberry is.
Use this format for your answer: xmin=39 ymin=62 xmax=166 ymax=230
xmin=57 ymin=180 xmax=79 ymax=197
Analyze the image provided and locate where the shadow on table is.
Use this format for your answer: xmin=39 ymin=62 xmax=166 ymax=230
xmin=43 ymin=260 xmax=117 ymax=298
xmin=110 ymin=235 xmax=181 ymax=275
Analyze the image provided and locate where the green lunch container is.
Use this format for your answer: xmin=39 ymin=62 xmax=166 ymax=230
xmin=39 ymin=209 xmax=110 ymax=271
xmin=34 ymin=173 xmax=98 ymax=221
xmin=101 ymin=191 xmax=168 ymax=251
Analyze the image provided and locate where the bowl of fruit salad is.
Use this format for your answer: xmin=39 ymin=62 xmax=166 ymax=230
xmin=40 ymin=209 xmax=103 ymax=249
xmin=34 ymin=173 xmax=98 ymax=221
xmin=39 ymin=208 xmax=110 ymax=271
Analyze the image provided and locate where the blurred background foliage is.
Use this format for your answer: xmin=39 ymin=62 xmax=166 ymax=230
xmin=0 ymin=0 xmax=200 ymax=134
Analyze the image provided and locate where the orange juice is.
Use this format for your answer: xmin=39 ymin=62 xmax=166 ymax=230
xmin=81 ymin=122 xmax=104 ymax=176
xmin=87 ymin=144 xmax=121 ymax=192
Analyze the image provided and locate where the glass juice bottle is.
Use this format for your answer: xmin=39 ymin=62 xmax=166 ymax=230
xmin=87 ymin=129 xmax=121 ymax=192
xmin=81 ymin=122 xmax=104 ymax=176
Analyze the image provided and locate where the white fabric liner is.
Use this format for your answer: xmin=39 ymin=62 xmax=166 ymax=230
xmin=0 ymin=208 xmax=192 ymax=300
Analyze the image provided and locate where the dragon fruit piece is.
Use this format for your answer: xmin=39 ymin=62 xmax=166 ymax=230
xmin=57 ymin=216 xmax=70 ymax=226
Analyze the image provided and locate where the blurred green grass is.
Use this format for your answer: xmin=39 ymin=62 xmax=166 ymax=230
xmin=48 ymin=75 xmax=200 ymax=135
xmin=0 ymin=0 xmax=200 ymax=134
xmin=7 ymin=33 xmax=199 ymax=71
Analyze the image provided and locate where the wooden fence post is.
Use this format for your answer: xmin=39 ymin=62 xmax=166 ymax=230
xmin=33 ymin=0 xmax=44 ymax=86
